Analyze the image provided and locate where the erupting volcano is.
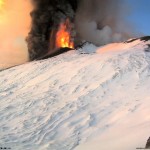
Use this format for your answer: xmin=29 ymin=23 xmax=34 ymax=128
xmin=56 ymin=19 xmax=74 ymax=49
xmin=27 ymin=0 xmax=138 ymax=61
xmin=27 ymin=0 xmax=77 ymax=60
xmin=0 ymin=0 xmax=150 ymax=150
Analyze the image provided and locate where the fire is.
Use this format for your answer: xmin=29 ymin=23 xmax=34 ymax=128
xmin=56 ymin=19 xmax=74 ymax=49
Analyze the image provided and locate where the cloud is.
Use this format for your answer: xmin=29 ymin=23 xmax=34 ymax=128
xmin=75 ymin=0 xmax=140 ymax=46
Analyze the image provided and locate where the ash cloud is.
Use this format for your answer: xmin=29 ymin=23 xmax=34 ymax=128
xmin=27 ymin=0 xmax=78 ymax=60
xmin=75 ymin=0 xmax=138 ymax=46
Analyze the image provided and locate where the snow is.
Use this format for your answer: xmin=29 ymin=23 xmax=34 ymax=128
xmin=0 ymin=39 xmax=150 ymax=150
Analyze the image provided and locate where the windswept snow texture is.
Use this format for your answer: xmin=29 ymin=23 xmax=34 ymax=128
xmin=0 ymin=39 xmax=150 ymax=150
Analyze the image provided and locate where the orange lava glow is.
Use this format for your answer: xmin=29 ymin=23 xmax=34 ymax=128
xmin=56 ymin=19 xmax=74 ymax=49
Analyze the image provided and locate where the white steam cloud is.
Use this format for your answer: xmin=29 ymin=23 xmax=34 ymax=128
xmin=75 ymin=0 xmax=139 ymax=46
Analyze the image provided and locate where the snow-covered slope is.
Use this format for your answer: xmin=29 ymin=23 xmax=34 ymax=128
xmin=0 ymin=38 xmax=150 ymax=150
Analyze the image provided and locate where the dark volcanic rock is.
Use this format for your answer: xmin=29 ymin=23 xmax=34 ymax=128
xmin=145 ymin=44 xmax=150 ymax=52
xmin=146 ymin=137 xmax=150 ymax=149
xmin=38 ymin=47 xmax=73 ymax=60
xmin=125 ymin=36 xmax=150 ymax=44
xmin=140 ymin=36 xmax=150 ymax=42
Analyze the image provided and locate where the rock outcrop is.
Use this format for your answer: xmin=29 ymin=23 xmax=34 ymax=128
xmin=146 ymin=137 xmax=150 ymax=149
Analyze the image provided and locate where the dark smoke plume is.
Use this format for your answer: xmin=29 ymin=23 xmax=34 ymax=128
xmin=75 ymin=0 xmax=137 ymax=46
xmin=27 ymin=0 xmax=78 ymax=60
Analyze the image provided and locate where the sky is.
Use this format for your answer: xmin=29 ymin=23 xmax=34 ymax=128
xmin=127 ymin=0 xmax=150 ymax=35
xmin=0 ymin=0 xmax=31 ymax=69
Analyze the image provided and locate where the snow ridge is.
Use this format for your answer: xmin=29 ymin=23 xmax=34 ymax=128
xmin=0 ymin=39 xmax=150 ymax=150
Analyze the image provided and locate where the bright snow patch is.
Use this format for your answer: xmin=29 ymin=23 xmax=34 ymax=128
xmin=0 ymin=39 xmax=150 ymax=150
